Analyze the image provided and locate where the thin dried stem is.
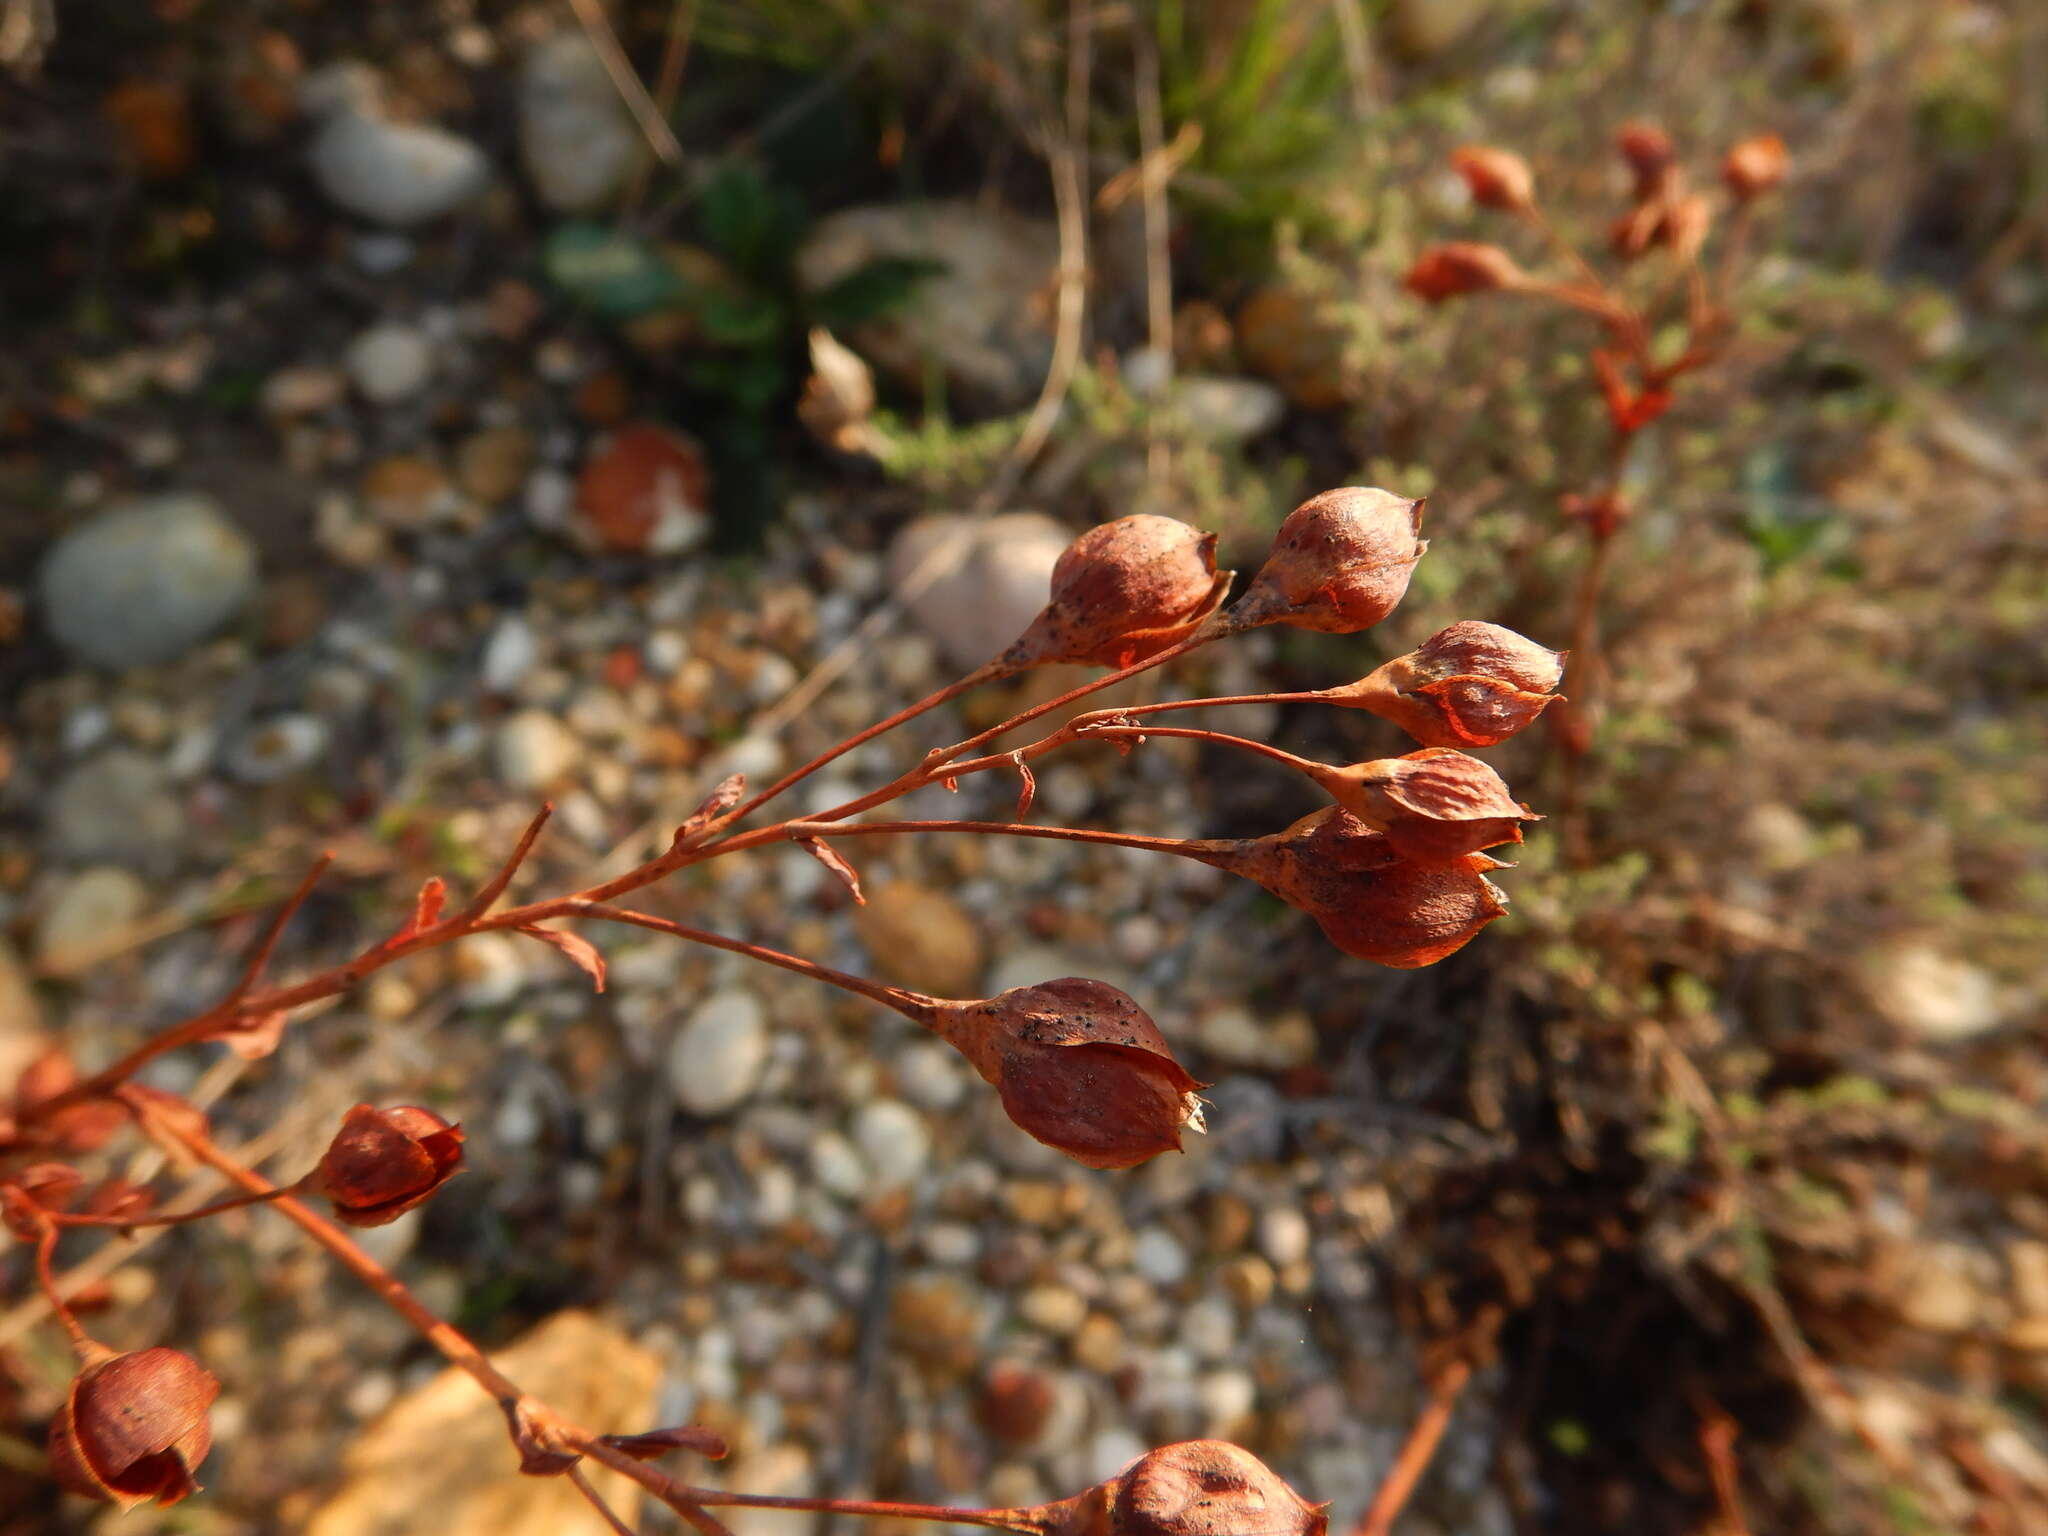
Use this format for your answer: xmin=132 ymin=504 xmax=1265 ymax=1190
xmin=50 ymin=1182 xmax=299 ymax=1230
xmin=784 ymin=818 xmax=1207 ymax=863
xmin=30 ymin=1218 xmax=96 ymax=1356
xmin=560 ymin=901 xmax=934 ymax=1020
xmin=225 ymin=854 xmax=332 ymax=1004
xmin=712 ymin=659 xmax=1014 ymax=831
xmin=569 ymin=1464 xmax=644 ymax=1536
xmin=620 ymin=0 xmax=699 ymax=216
xmin=457 ymin=802 xmax=557 ymax=921
xmin=1351 ymin=1359 xmax=1473 ymax=1536
xmin=564 ymin=0 xmax=685 ymax=168
xmin=1077 ymin=722 xmax=1324 ymax=777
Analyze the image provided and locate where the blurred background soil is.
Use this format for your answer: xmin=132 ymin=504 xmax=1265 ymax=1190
xmin=1 ymin=2 xmax=2045 ymax=1533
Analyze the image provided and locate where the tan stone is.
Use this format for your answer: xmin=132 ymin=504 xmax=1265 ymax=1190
xmin=853 ymin=881 xmax=985 ymax=998
xmin=303 ymin=1310 xmax=661 ymax=1536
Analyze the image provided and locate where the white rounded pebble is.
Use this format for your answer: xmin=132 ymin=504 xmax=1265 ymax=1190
xmin=892 ymin=1039 xmax=968 ymax=1111
xmin=453 ymin=931 xmax=530 ymax=1008
xmin=480 ymin=615 xmax=540 ymax=693
xmin=808 ymin=1131 xmax=869 ymax=1200
xmin=1131 ymin=1227 xmax=1190 ymax=1287
xmin=39 ymin=494 xmax=257 ymax=671
xmin=343 ymin=323 xmax=435 ymax=403
xmin=1258 ymin=1205 xmax=1312 ymax=1268
xmin=669 ymin=988 xmax=772 ymax=1117
xmin=852 ymin=1099 xmax=931 ymax=1190
xmin=1182 ymin=1296 xmax=1237 ymax=1362
xmin=494 ymin=709 xmax=579 ymax=791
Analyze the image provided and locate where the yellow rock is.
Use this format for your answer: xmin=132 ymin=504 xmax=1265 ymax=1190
xmin=304 ymin=1310 xmax=662 ymax=1536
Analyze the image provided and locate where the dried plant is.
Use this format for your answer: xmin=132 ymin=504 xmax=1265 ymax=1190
xmin=1 ymin=492 xmax=1562 ymax=1529
xmin=1407 ymin=124 xmax=1789 ymax=853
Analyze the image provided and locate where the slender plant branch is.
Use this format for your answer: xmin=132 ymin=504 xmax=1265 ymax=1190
xmin=1350 ymin=1359 xmax=1473 ymax=1536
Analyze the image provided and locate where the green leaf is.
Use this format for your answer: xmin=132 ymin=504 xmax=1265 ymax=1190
xmin=698 ymin=162 xmax=807 ymax=274
xmin=692 ymin=288 xmax=785 ymax=348
xmin=809 ymin=257 xmax=946 ymax=326
xmin=542 ymin=223 xmax=684 ymax=319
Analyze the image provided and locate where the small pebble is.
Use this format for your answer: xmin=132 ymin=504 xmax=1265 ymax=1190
xmin=1131 ymin=1227 xmax=1190 ymax=1287
xmin=343 ymin=322 xmax=435 ymax=403
xmin=852 ymin=1098 xmax=931 ymax=1190
xmin=668 ymin=988 xmax=771 ymax=1117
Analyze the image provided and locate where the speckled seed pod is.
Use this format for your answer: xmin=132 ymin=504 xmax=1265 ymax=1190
xmin=1314 ymin=748 xmax=1537 ymax=864
xmin=1107 ymin=1440 xmax=1329 ymax=1536
xmin=1722 ymin=133 xmax=1789 ymax=199
xmin=1230 ymin=488 xmax=1427 ymax=634
xmin=1403 ymin=243 xmax=1527 ymax=303
xmin=1005 ymin=515 xmax=1230 ymax=669
xmin=1198 ymin=807 xmax=1509 ymax=968
xmin=313 ymin=1104 xmax=465 ymax=1227
xmin=924 ymin=978 xmax=1204 ymax=1169
xmin=1333 ymin=620 xmax=1565 ymax=748
xmin=1451 ymin=145 xmax=1536 ymax=213
xmin=48 ymin=1348 xmax=219 ymax=1510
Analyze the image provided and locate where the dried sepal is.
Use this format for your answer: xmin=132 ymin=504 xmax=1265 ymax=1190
xmin=1229 ymin=488 xmax=1426 ymax=635
xmin=516 ymin=924 xmax=608 ymax=991
xmin=799 ymin=837 xmax=866 ymax=904
xmin=1403 ymin=242 xmax=1527 ymax=302
xmin=1334 ymin=621 xmax=1564 ymax=747
xmin=312 ymin=1103 xmax=465 ymax=1227
xmin=598 ymin=1425 xmax=731 ymax=1462
xmin=1005 ymin=515 xmax=1231 ymax=669
xmin=47 ymin=1347 xmax=218 ymax=1510
xmin=1196 ymin=808 xmax=1509 ymax=968
xmin=1311 ymin=749 xmax=1538 ymax=863
xmin=1450 ymin=145 xmax=1535 ymax=213
xmin=924 ymin=979 xmax=1205 ymax=1170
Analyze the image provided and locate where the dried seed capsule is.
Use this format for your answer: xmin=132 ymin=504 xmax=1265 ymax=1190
xmin=924 ymin=978 xmax=1203 ymax=1169
xmin=1451 ymin=145 xmax=1535 ymax=213
xmin=1722 ymin=132 xmax=1788 ymax=199
xmin=1335 ymin=620 xmax=1564 ymax=747
xmin=313 ymin=1104 xmax=465 ymax=1227
xmin=1107 ymin=1440 xmax=1329 ymax=1536
xmin=1006 ymin=515 xmax=1230 ymax=669
xmin=1402 ymin=242 xmax=1527 ymax=303
xmin=1616 ymin=120 xmax=1678 ymax=199
xmin=1312 ymin=748 xmax=1537 ymax=863
xmin=1230 ymin=488 xmax=1426 ymax=635
xmin=1197 ymin=808 xmax=1509 ymax=968
xmin=47 ymin=1347 xmax=218 ymax=1510
xmin=1038 ymin=1440 xmax=1328 ymax=1536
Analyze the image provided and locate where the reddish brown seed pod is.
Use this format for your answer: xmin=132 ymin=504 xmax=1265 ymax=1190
xmin=1450 ymin=145 xmax=1535 ymax=213
xmin=924 ymin=978 xmax=1204 ymax=1170
xmin=1402 ymin=242 xmax=1527 ymax=303
xmin=1616 ymin=120 xmax=1678 ymax=199
xmin=47 ymin=1347 xmax=219 ymax=1510
xmin=1106 ymin=1440 xmax=1329 ymax=1536
xmin=312 ymin=1104 xmax=465 ymax=1227
xmin=1039 ymin=1440 xmax=1328 ymax=1536
xmin=1722 ymin=132 xmax=1788 ymax=200
xmin=6 ymin=1048 xmax=127 ymax=1153
xmin=1230 ymin=488 xmax=1426 ymax=635
xmin=1336 ymin=620 xmax=1565 ymax=747
xmin=1005 ymin=515 xmax=1231 ymax=670
xmin=1311 ymin=749 xmax=1537 ymax=863
xmin=1198 ymin=808 xmax=1509 ymax=968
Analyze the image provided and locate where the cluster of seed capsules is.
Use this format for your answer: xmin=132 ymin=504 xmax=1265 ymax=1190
xmin=0 ymin=486 xmax=1562 ymax=1517
xmin=893 ymin=488 xmax=1564 ymax=1170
